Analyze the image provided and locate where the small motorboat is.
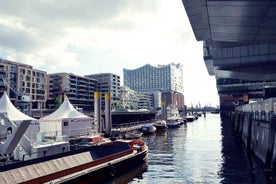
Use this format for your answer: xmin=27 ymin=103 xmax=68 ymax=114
xmin=186 ymin=115 xmax=195 ymax=122
xmin=141 ymin=124 xmax=157 ymax=135
xmin=124 ymin=130 xmax=143 ymax=139
xmin=153 ymin=120 xmax=168 ymax=130
xmin=166 ymin=119 xmax=181 ymax=128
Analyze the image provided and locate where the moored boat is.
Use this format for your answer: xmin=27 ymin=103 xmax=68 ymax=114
xmin=0 ymin=139 xmax=148 ymax=184
xmin=124 ymin=130 xmax=143 ymax=139
xmin=141 ymin=124 xmax=156 ymax=135
xmin=153 ymin=120 xmax=168 ymax=130
xmin=186 ymin=115 xmax=195 ymax=122
xmin=0 ymin=93 xmax=148 ymax=184
xmin=166 ymin=119 xmax=181 ymax=128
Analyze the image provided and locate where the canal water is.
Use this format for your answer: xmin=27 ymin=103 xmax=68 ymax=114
xmin=106 ymin=113 xmax=268 ymax=184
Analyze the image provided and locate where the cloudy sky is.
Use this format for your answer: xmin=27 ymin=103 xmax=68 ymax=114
xmin=0 ymin=0 xmax=219 ymax=107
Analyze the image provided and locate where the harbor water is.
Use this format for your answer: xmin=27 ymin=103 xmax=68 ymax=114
xmin=106 ymin=114 xmax=267 ymax=184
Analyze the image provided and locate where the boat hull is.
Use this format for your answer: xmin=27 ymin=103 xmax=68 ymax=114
xmin=124 ymin=130 xmax=143 ymax=139
xmin=167 ymin=123 xmax=181 ymax=128
xmin=153 ymin=120 xmax=168 ymax=131
xmin=141 ymin=124 xmax=156 ymax=135
xmin=0 ymin=140 xmax=148 ymax=184
xmin=167 ymin=120 xmax=181 ymax=128
xmin=154 ymin=125 xmax=167 ymax=131
xmin=63 ymin=148 xmax=148 ymax=184
xmin=186 ymin=116 xmax=195 ymax=122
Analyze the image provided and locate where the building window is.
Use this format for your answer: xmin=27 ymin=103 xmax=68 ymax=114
xmin=20 ymin=69 xmax=25 ymax=75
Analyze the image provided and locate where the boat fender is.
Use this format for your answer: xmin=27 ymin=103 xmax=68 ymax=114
xmin=109 ymin=163 xmax=116 ymax=177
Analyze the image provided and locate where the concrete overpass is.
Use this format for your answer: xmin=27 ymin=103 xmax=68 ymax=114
xmin=182 ymin=1 xmax=276 ymax=112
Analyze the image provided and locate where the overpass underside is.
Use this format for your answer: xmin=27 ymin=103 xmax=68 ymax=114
xmin=182 ymin=0 xmax=276 ymax=112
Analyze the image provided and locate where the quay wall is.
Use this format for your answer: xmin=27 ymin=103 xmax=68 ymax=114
xmin=228 ymin=98 xmax=276 ymax=178
xmin=109 ymin=111 xmax=156 ymax=125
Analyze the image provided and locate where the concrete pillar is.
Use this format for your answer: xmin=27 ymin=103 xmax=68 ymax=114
xmin=245 ymin=112 xmax=253 ymax=151
xmin=105 ymin=93 xmax=112 ymax=136
xmin=94 ymin=91 xmax=101 ymax=133
xmin=234 ymin=112 xmax=240 ymax=135
xmin=238 ymin=113 xmax=244 ymax=137
xmin=265 ymin=115 xmax=276 ymax=171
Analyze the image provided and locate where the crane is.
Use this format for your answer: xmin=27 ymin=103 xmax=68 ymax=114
xmin=0 ymin=78 xmax=31 ymax=115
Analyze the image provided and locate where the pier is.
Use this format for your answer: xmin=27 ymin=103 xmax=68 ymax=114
xmin=224 ymin=98 xmax=276 ymax=180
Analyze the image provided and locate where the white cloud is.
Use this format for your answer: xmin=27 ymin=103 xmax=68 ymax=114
xmin=0 ymin=0 xmax=219 ymax=106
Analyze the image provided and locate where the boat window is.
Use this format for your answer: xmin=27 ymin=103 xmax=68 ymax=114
xmin=64 ymin=121 xmax=68 ymax=126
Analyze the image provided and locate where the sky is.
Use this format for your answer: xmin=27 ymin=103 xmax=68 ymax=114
xmin=0 ymin=0 xmax=219 ymax=107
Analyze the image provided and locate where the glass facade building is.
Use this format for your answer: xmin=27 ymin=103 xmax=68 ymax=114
xmin=123 ymin=63 xmax=184 ymax=93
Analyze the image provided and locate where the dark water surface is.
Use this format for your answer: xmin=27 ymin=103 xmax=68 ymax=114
xmin=106 ymin=114 xmax=267 ymax=184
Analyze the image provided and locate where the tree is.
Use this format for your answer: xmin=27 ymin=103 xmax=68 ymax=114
xmin=129 ymin=104 xmax=136 ymax=110
xmin=55 ymin=95 xmax=62 ymax=109
xmin=114 ymin=103 xmax=123 ymax=110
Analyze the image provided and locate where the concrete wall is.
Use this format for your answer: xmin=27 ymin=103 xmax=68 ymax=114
xmin=230 ymin=98 xmax=276 ymax=178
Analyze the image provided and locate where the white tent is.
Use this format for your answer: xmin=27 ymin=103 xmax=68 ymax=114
xmin=0 ymin=92 xmax=39 ymax=139
xmin=0 ymin=92 xmax=35 ymax=121
xmin=39 ymin=98 xmax=94 ymax=137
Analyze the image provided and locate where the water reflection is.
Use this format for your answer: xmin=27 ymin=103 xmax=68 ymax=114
xmin=106 ymin=163 xmax=148 ymax=184
xmin=87 ymin=114 xmax=268 ymax=183
xmin=219 ymin=115 xmax=267 ymax=184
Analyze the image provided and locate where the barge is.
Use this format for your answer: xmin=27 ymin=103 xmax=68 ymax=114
xmin=0 ymin=92 xmax=148 ymax=183
xmin=0 ymin=140 xmax=148 ymax=184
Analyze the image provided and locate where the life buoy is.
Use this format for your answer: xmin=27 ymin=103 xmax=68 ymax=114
xmin=109 ymin=163 xmax=116 ymax=177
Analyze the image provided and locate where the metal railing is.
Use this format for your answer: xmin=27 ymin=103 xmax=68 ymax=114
xmin=111 ymin=120 xmax=152 ymax=133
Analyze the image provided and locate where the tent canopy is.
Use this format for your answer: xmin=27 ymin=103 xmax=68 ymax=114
xmin=0 ymin=92 xmax=35 ymax=121
xmin=41 ymin=97 xmax=91 ymax=120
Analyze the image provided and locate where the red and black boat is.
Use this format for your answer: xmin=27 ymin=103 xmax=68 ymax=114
xmin=0 ymin=140 xmax=148 ymax=184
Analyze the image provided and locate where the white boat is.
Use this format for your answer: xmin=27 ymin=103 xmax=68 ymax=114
xmin=124 ymin=130 xmax=143 ymax=139
xmin=186 ymin=115 xmax=196 ymax=122
xmin=153 ymin=120 xmax=168 ymax=130
xmin=141 ymin=124 xmax=157 ymax=135
xmin=166 ymin=119 xmax=181 ymax=128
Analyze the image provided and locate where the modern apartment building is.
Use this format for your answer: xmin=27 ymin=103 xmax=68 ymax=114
xmin=137 ymin=92 xmax=154 ymax=110
xmin=85 ymin=73 xmax=121 ymax=109
xmin=0 ymin=58 xmax=47 ymax=115
xmin=123 ymin=63 xmax=184 ymax=93
xmin=119 ymin=86 xmax=139 ymax=109
xmin=119 ymin=86 xmax=157 ymax=110
xmin=47 ymin=73 xmax=97 ymax=111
